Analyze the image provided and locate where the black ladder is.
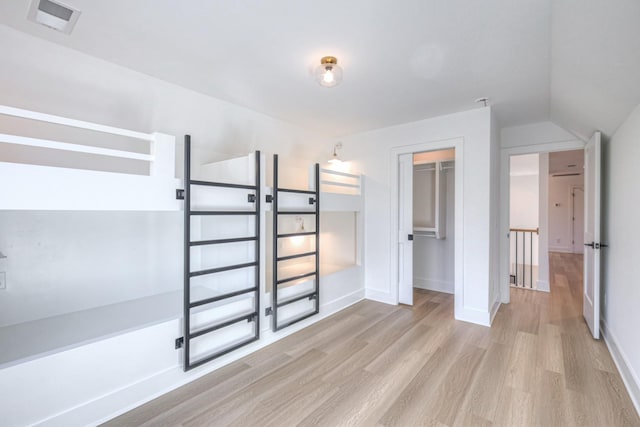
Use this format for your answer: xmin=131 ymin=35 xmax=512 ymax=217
xmin=270 ymin=154 xmax=320 ymax=331
xmin=180 ymin=135 xmax=261 ymax=371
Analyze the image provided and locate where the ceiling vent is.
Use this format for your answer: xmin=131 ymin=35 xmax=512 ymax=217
xmin=28 ymin=0 xmax=81 ymax=34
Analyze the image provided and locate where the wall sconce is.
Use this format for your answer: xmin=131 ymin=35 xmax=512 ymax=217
xmin=328 ymin=142 xmax=343 ymax=164
xmin=315 ymin=56 xmax=343 ymax=88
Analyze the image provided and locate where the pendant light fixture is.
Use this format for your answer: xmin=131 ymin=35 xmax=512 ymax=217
xmin=315 ymin=56 xmax=343 ymax=88
xmin=328 ymin=142 xmax=343 ymax=164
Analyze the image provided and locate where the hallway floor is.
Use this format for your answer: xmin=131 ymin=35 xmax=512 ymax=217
xmin=106 ymin=252 xmax=639 ymax=426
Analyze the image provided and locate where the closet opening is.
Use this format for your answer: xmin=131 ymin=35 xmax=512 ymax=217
xmin=397 ymin=147 xmax=456 ymax=313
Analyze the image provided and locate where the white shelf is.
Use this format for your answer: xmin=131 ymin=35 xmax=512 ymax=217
xmin=0 ymin=291 xmax=180 ymax=368
xmin=0 ymin=285 xmax=257 ymax=369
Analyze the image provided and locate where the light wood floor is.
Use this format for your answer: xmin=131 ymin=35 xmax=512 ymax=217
xmin=106 ymin=253 xmax=639 ymax=426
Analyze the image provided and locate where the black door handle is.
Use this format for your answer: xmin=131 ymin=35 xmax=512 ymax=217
xmin=585 ymin=242 xmax=609 ymax=249
xmin=408 ymin=234 xmax=414 ymax=241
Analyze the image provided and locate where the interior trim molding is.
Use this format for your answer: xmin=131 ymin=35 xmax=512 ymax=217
xmin=601 ymin=319 xmax=640 ymax=417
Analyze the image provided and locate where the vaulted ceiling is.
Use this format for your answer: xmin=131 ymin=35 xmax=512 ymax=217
xmin=1 ymin=0 xmax=639 ymax=138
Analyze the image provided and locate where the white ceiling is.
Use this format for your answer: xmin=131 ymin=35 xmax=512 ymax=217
xmin=0 ymin=0 xmax=638 ymax=138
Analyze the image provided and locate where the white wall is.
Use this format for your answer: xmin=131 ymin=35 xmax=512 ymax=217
xmin=341 ymin=107 xmax=498 ymax=325
xmin=510 ymin=154 xmax=540 ymax=227
xmin=489 ymin=111 xmax=501 ymax=317
xmin=509 ymin=154 xmax=539 ymax=269
xmin=510 ymin=174 xmax=539 ymax=229
xmin=0 ymin=25 xmax=330 ymax=168
xmin=601 ymin=103 xmax=640 ymax=413
xmin=0 ymin=211 xmax=181 ymax=327
xmin=413 ymin=166 xmax=455 ymax=293
xmin=548 ymin=174 xmax=583 ymax=252
xmin=0 ymin=25 xmax=367 ymax=426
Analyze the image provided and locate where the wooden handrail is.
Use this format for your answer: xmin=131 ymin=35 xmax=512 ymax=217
xmin=510 ymin=227 xmax=539 ymax=234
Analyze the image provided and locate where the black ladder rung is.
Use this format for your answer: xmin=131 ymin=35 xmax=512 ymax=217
xmin=276 ymin=271 xmax=317 ymax=285
xmin=190 ymin=261 xmax=257 ymax=277
xmin=277 ymin=251 xmax=316 ymax=262
xmin=187 ymin=335 xmax=259 ymax=371
xmin=276 ymin=211 xmax=317 ymax=215
xmin=191 ymin=211 xmax=257 ymax=216
xmin=275 ymin=310 xmax=318 ymax=331
xmin=277 ymin=231 xmax=317 ymax=239
xmin=190 ymin=180 xmax=256 ymax=190
xmin=189 ymin=286 xmax=258 ymax=309
xmin=277 ymin=291 xmax=317 ymax=308
xmin=278 ymin=188 xmax=316 ymax=195
xmin=190 ymin=236 xmax=257 ymax=246
xmin=189 ymin=312 xmax=257 ymax=339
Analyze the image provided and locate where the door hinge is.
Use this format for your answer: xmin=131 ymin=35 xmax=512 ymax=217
xmin=265 ymin=307 xmax=273 ymax=316
xmin=265 ymin=195 xmax=273 ymax=203
xmin=248 ymin=194 xmax=256 ymax=203
xmin=176 ymin=189 xmax=185 ymax=200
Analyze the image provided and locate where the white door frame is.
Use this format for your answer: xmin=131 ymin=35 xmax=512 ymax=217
xmin=499 ymin=140 xmax=586 ymax=303
xmin=389 ymin=137 xmax=463 ymax=317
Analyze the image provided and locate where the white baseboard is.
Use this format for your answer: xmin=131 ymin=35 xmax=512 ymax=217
xmin=37 ymin=289 xmax=365 ymax=427
xmin=601 ymin=319 xmax=640 ymax=417
xmin=490 ymin=299 xmax=501 ymax=324
xmin=455 ymin=305 xmax=491 ymax=327
xmin=548 ymin=246 xmax=572 ymax=253
xmin=413 ymin=278 xmax=454 ymax=294
xmin=365 ymin=288 xmax=395 ymax=305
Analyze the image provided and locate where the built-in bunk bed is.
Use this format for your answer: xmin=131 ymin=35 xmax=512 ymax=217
xmin=267 ymin=157 xmax=364 ymax=332
xmin=0 ymin=105 xmax=181 ymax=369
xmin=0 ymin=104 xmax=364 ymax=426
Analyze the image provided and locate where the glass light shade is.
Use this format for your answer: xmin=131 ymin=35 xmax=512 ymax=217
xmin=315 ymin=57 xmax=343 ymax=88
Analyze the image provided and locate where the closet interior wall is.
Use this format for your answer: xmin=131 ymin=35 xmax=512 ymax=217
xmin=413 ymin=149 xmax=455 ymax=294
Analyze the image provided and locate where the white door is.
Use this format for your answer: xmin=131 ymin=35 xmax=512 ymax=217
xmin=572 ymin=187 xmax=584 ymax=254
xmin=398 ymin=153 xmax=414 ymax=305
xmin=583 ymin=132 xmax=601 ymax=339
